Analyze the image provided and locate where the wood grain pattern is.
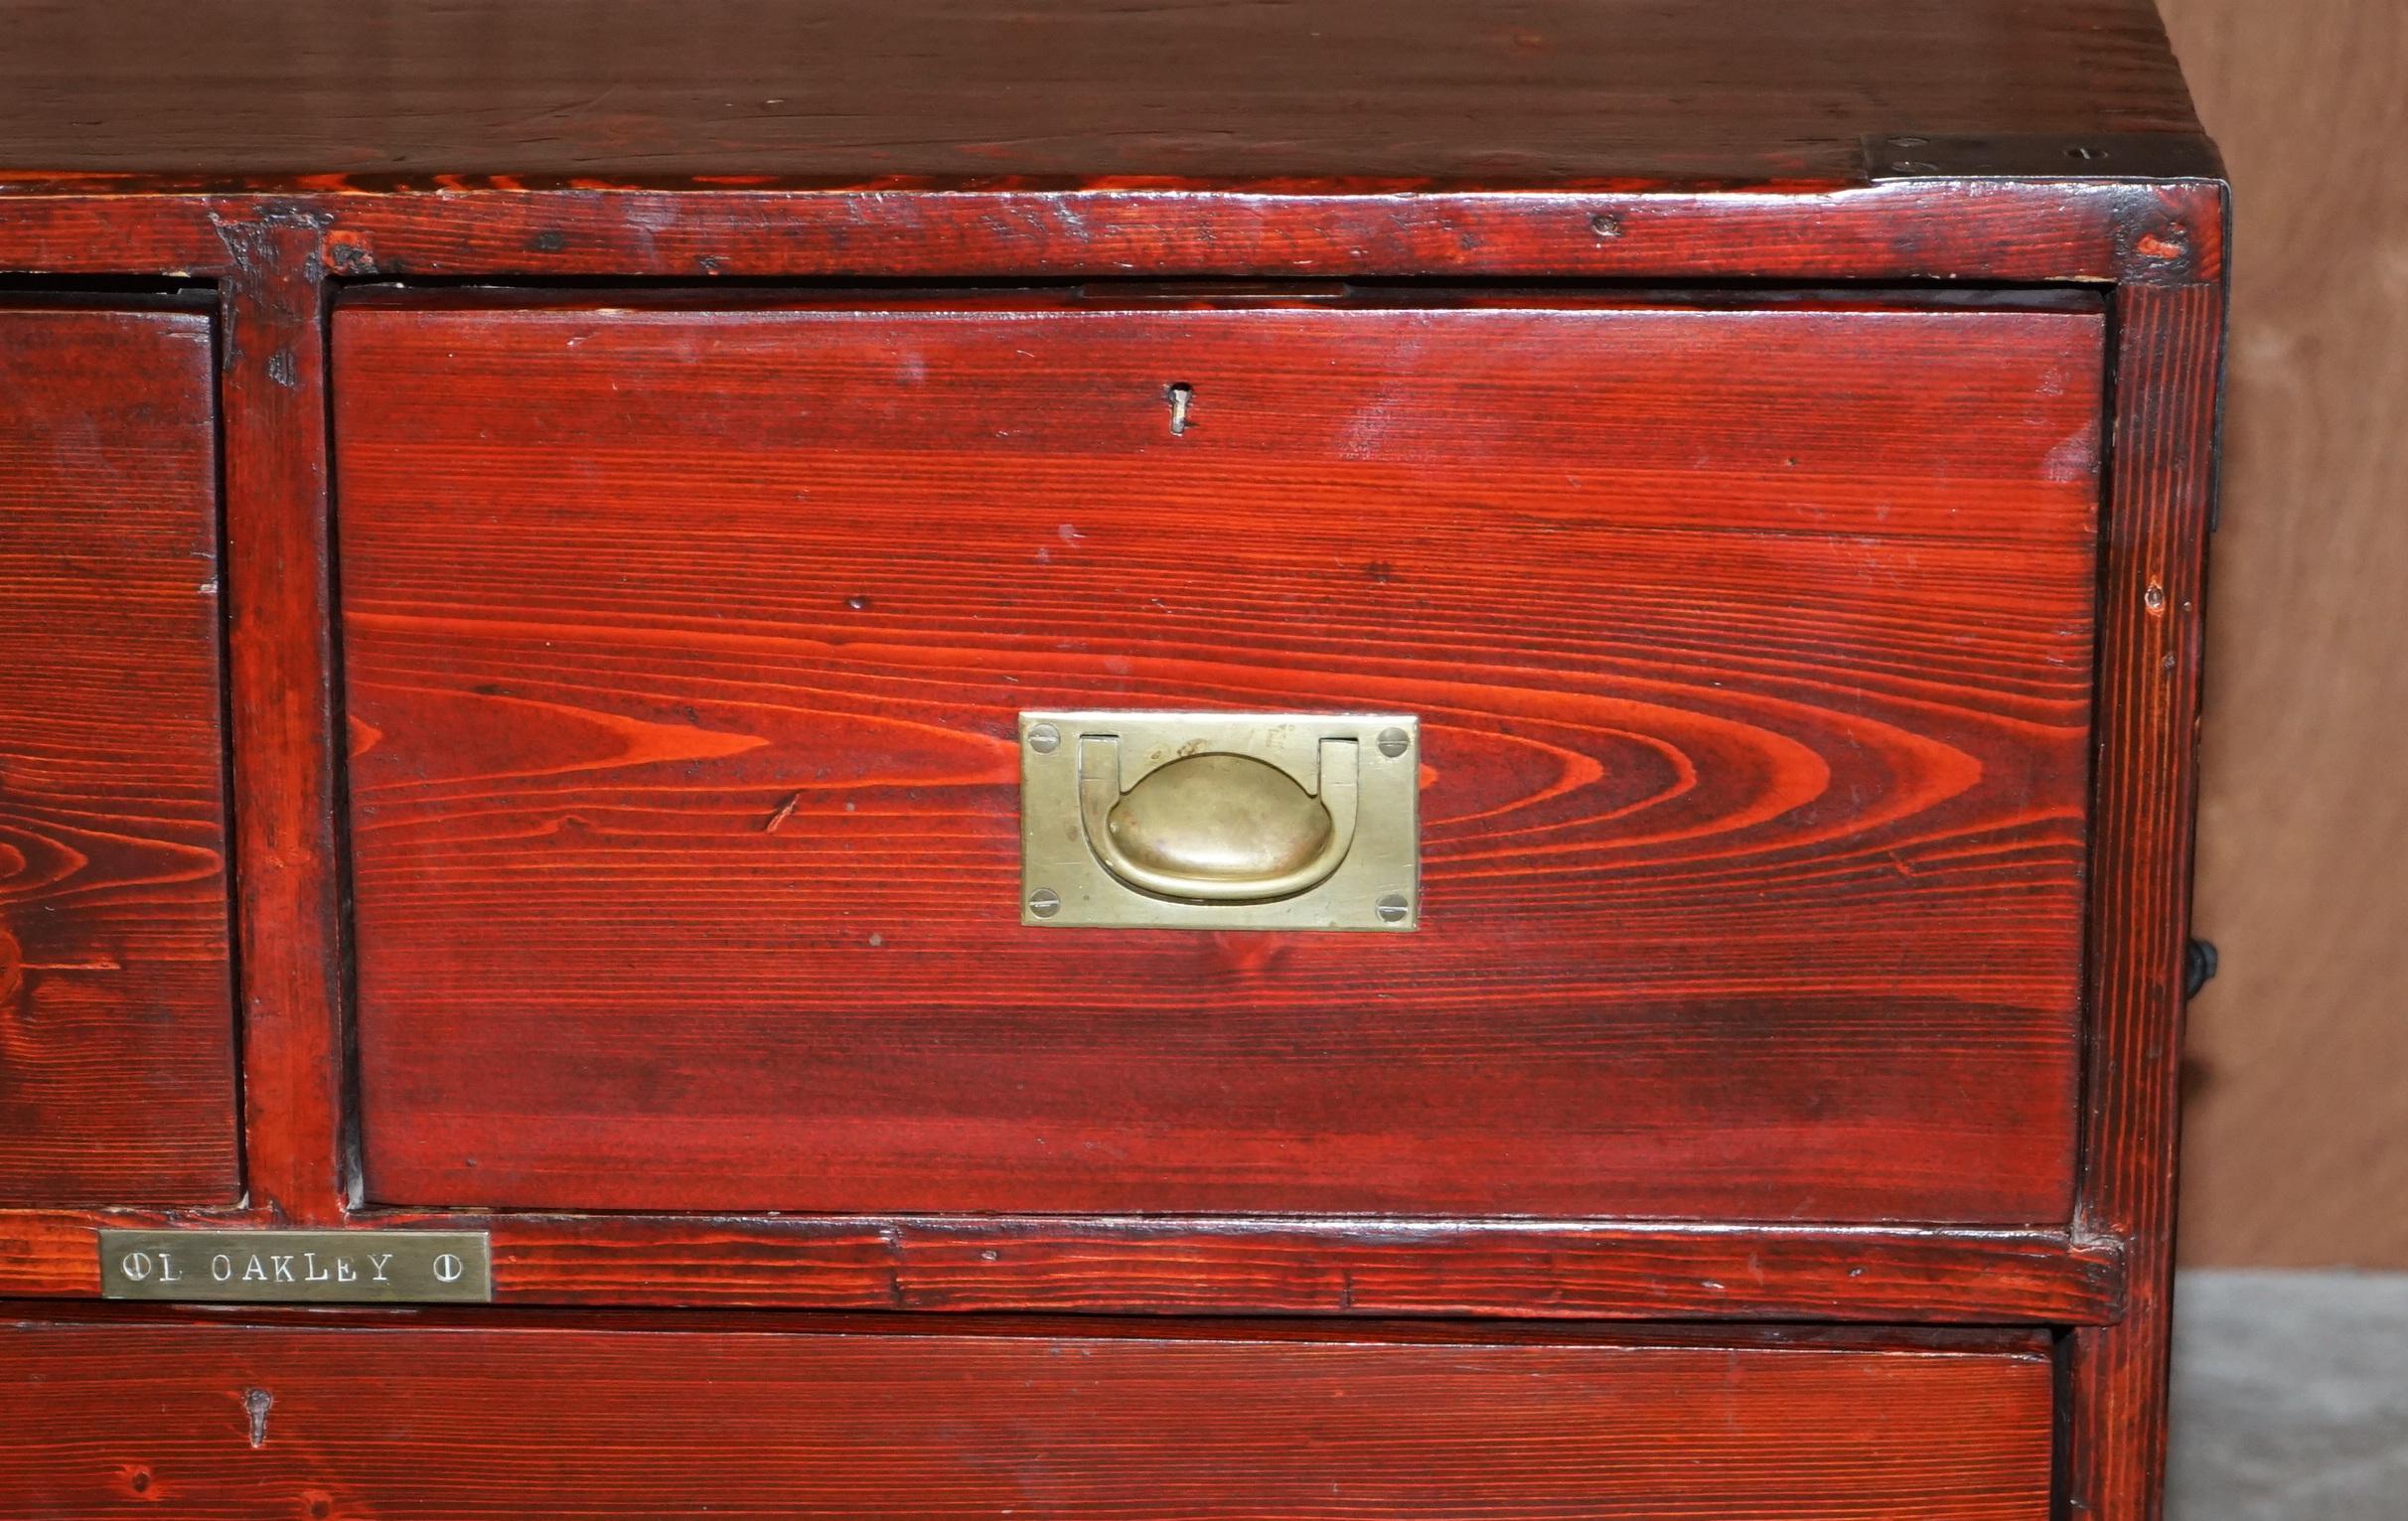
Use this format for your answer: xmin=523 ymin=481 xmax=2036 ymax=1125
xmin=0 ymin=1315 xmax=2057 ymax=1519
xmin=395 ymin=1211 xmax=2126 ymax=1320
xmin=0 ymin=0 xmax=2201 ymax=191
xmin=2160 ymin=0 xmax=2408 ymax=1269
xmin=334 ymin=291 xmax=2103 ymax=1222
xmin=0 ymin=303 xmax=236 ymax=1206
xmin=218 ymin=228 xmax=350 ymax=1225
xmin=2065 ymin=272 xmax=2226 ymax=1519
xmin=873 ymin=1219 xmax=2120 ymax=1319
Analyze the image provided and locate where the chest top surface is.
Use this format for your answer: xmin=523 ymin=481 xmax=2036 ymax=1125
xmin=0 ymin=0 xmax=2210 ymax=192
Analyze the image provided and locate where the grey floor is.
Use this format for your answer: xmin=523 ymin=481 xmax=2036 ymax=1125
xmin=2170 ymin=1271 xmax=2408 ymax=1519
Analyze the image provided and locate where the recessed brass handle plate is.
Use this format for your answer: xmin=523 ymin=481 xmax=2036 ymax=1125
xmin=1020 ymin=711 xmax=1419 ymax=930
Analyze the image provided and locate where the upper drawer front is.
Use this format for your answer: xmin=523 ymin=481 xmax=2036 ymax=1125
xmin=0 ymin=1319 xmax=2054 ymax=1520
xmin=0 ymin=304 xmax=236 ymax=1206
xmin=335 ymin=291 xmax=2103 ymax=1222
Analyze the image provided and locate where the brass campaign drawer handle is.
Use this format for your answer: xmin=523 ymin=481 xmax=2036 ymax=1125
xmin=1019 ymin=711 xmax=1419 ymax=931
xmin=1079 ymin=735 xmax=1359 ymax=902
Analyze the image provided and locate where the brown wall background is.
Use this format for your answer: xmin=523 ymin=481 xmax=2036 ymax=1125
xmin=2158 ymin=0 xmax=2408 ymax=1267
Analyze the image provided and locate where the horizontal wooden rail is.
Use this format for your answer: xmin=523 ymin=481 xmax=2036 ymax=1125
xmin=4 ymin=1206 xmax=2123 ymax=1322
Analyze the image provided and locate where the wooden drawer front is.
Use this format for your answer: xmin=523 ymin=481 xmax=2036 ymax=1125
xmin=0 ymin=1318 xmax=2055 ymax=1519
xmin=334 ymin=291 xmax=2102 ymax=1221
xmin=0 ymin=304 xmax=236 ymax=1206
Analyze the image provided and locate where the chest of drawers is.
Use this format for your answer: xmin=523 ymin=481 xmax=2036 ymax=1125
xmin=0 ymin=2 xmax=2223 ymax=1516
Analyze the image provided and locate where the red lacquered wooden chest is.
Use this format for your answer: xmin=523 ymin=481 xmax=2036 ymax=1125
xmin=0 ymin=2 xmax=2223 ymax=1516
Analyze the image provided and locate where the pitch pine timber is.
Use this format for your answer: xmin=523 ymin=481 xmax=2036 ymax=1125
xmin=0 ymin=3 xmax=2223 ymax=1518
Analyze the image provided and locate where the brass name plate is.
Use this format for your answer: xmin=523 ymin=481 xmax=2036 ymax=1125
xmin=99 ymin=1230 xmax=493 ymax=1303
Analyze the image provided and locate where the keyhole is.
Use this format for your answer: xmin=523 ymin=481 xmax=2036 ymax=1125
xmin=1164 ymin=382 xmax=1194 ymax=436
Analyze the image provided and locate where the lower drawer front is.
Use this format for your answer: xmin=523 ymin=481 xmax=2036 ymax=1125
xmin=0 ymin=1319 xmax=2054 ymax=1519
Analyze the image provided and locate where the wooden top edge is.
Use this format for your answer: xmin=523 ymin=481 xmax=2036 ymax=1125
xmin=0 ymin=0 xmax=2213 ymax=197
xmin=0 ymin=160 xmax=2224 ymax=201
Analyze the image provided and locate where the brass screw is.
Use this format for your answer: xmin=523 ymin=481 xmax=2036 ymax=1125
xmin=1377 ymin=727 xmax=1411 ymax=758
xmin=1028 ymin=888 xmax=1062 ymax=918
xmin=1027 ymin=723 xmax=1061 ymax=754
xmin=1376 ymin=893 xmax=1411 ymax=923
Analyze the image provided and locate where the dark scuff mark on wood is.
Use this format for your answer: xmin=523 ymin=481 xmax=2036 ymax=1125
xmin=324 ymin=233 xmax=378 ymax=275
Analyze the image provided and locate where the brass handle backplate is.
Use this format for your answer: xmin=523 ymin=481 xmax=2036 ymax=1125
xmin=1019 ymin=711 xmax=1419 ymax=930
